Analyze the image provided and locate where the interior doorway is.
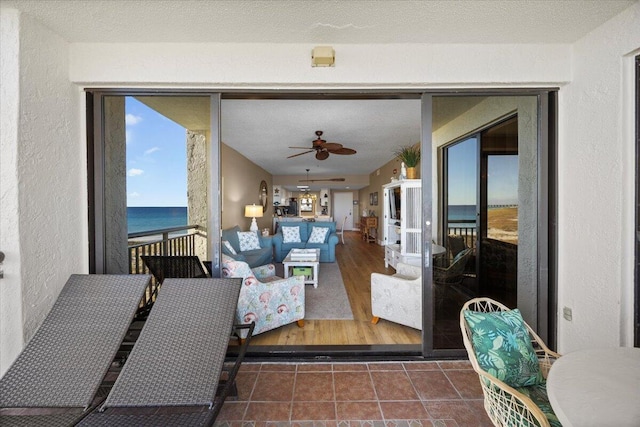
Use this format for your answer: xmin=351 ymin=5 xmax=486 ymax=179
xmin=333 ymin=192 xmax=354 ymax=231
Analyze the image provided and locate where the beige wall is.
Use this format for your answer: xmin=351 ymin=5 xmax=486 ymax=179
xmin=221 ymin=144 xmax=273 ymax=231
xmin=360 ymin=152 xmax=421 ymax=242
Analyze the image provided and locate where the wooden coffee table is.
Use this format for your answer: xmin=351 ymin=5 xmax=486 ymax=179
xmin=283 ymin=248 xmax=320 ymax=288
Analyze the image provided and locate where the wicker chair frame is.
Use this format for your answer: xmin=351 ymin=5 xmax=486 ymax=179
xmin=460 ymin=297 xmax=561 ymax=427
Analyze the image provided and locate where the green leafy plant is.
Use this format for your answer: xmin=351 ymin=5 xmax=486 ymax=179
xmin=393 ymin=145 xmax=421 ymax=167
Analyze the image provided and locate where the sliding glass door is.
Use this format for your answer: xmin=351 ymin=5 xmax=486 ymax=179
xmin=428 ymin=94 xmax=550 ymax=353
xmin=89 ymin=90 xmax=555 ymax=357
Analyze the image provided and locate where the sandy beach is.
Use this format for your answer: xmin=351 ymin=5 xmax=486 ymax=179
xmin=487 ymin=207 xmax=518 ymax=244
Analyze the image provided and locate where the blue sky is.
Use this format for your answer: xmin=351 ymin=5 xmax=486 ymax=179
xmin=447 ymin=136 xmax=518 ymax=205
xmin=447 ymin=137 xmax=478 ymax=205
xmin=125 ymin=97 xmax=188 ymax=207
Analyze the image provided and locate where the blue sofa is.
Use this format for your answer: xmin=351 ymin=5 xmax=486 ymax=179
xmin=272 ymin=221 xmax=339 ymax=263
xmin=221 ymin=225 xmax=273 ymax=268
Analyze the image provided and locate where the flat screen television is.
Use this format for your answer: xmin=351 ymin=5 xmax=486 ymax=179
xmin=389 ymin=187 xmax=401 ymax=220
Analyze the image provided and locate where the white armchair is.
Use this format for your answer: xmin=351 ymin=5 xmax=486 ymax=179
xmin=370 ymin=262 xmax=422 ymax=330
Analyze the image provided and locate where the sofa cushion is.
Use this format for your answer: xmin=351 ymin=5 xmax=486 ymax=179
xmin=222 ymin=240 xmax=237 ymax=255
xmin=221 ymin=225 xmax=242 ymax=253
xmin=463 ymin=308 xmax=544 ymax=387
xmin=282 ymin=226 xmax=302 ymax=243
xmin=238 ymin=231 xmax=261 ymax=251
xmin=242 ymin=247 xmax=273 ymax=268
xmin=308 ymin=226 xmax=329 ymax=244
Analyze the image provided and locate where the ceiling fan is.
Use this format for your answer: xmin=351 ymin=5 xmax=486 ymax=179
xmin=287 ymin=130 xmax=357 ymax=160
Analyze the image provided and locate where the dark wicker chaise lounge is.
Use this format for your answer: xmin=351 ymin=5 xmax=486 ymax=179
xmin=77 ymin=277 xmax=251 ymax=427
xmin=0 ymin=274 xmax=152 ymax=427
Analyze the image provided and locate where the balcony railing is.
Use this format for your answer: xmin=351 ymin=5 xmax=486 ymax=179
xmin=128 ymin=225 xmax=207 ymax=306
xmin=447 ymin=220 xmax=477 ymax=250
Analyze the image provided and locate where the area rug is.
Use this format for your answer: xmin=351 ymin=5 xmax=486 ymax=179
xmin=275 ymin=262 xmax=354 ymax=320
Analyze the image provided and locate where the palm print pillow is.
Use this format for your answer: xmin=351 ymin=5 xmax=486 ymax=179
xmin=464 ymin=308 xmax=544 ymax=387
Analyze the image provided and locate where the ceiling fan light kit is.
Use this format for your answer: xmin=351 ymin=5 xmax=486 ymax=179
xmin=311 ymin=46 xmax=335 ymax=67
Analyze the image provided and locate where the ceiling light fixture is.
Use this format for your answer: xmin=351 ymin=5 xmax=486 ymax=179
xmin=302 ymin=169 xmax=317 ymax=200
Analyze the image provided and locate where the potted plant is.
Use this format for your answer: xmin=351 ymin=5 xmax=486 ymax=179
xmin=393 ymin=145 xmax=421 ymax=179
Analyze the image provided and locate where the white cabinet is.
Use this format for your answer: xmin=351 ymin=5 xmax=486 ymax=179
xmin=382 ymin=179 xmax=422 ymax=269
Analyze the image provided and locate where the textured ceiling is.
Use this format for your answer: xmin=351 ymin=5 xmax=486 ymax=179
xmin=135 ymin=95 xmax=487 ymax=190
xmin=1 ymin=0 xmax=635 ymax=44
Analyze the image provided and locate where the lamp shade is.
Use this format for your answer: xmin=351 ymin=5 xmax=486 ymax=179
xmin=244 ymin=204 xmax=263 ymax=218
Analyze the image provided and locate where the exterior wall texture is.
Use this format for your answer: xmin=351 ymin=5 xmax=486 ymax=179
xmin=0 ymin=8 xmax=25 ymax=375
xmin=187 ymin=130 xmax=209 ymax=260
xmin=558 ymin=2 xmax=640 ymax=350
xmin=0 ymin=9 xmax=86 ymax=375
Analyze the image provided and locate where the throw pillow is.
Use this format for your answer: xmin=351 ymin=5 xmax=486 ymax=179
xmin=307 ymin=226 xmax=329 ymax=244
xmin=463 ymin=308 xmax=544 ymax=387
xmin=237 ymin=231 xmax=261 ymax=252
xmin=282 ymin=226 xmax=301 ymax=243
xmin=222 ymin=240 xmax=237 ymax=255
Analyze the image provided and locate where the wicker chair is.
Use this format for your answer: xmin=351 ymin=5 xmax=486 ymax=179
xmin=434 ymin=248 xmax=472 ymax=285
xmin=447 ymin=234 xmax=467 ymax=260
xmin=460 ymin=298 xmax=561 ymax=427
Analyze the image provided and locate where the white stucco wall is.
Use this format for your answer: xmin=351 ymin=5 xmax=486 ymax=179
xmin=69 ymin=43 xmax=572 ymax=87
xmin=0 ymin=9 xmax=87 ymax=375
xmin=1 ymin=3 xmax=639 ymax=374
xmin=0 ymin=8 xmax=25 ymax=375
xmin=558 ymin=2 xmax=640 ymax=351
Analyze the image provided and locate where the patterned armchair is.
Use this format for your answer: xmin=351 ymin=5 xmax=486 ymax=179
xmin=370 ymin=262 xmax=422 ymax=330
xmin=221 ymin=255 xmax=305 ymax=338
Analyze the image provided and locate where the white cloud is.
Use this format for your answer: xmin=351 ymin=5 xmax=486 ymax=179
xmin=129 ymin=192 xmax=140 ymax=198
xmin=125 ymin=114 xmax=142 ymax=126
xmin=144 ymin=147 xmax=160 ymax=155
xmin=128 ymin=168 xmax=144 ymax=177
xmin=126 ymin=130 xmax=132 ymax=144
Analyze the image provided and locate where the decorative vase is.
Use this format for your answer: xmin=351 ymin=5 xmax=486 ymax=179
xmin=406 ymin=167 xmax=417 ymax=179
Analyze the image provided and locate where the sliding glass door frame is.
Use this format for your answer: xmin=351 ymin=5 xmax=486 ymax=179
xmin=87 ymin=88 xmax=557 ymax=358
xmin=421 ymin=90 xmax=557 ymax=358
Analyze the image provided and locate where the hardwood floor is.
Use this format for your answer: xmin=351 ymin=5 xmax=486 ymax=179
xmin=249 ymin=230 xmax=422 ymax=346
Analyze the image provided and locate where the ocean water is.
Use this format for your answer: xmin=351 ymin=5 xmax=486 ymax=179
xmin=128 ymin=206 xmax=188 ymax=234
xmin=448 ymin=205 xmax=476 ymax=227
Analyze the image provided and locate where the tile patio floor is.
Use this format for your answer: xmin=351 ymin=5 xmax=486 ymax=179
xmin=215 ymin=360 xmax=493 ymax=427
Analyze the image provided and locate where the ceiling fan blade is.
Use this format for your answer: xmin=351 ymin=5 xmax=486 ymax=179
xmin=332 ymin=148 xmax=357 ymax=155
xmin=287 ymin=150 xmax=313 ymax=159
xmin=289 ymin=146 xmax=314 ymax=149
xmin=322 ymin=142 xmax=343 ymax=151
xmin=315 ymin=150 xmax=330 ymax=160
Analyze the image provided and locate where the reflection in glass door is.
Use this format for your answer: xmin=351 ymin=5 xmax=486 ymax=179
xmin=434 ymin=136 xmax=478 ymax=349
xmin=432 ymin=96 xmax=538 ymax=350
xmin=479 ymin=117 xmax=519 ymax=308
